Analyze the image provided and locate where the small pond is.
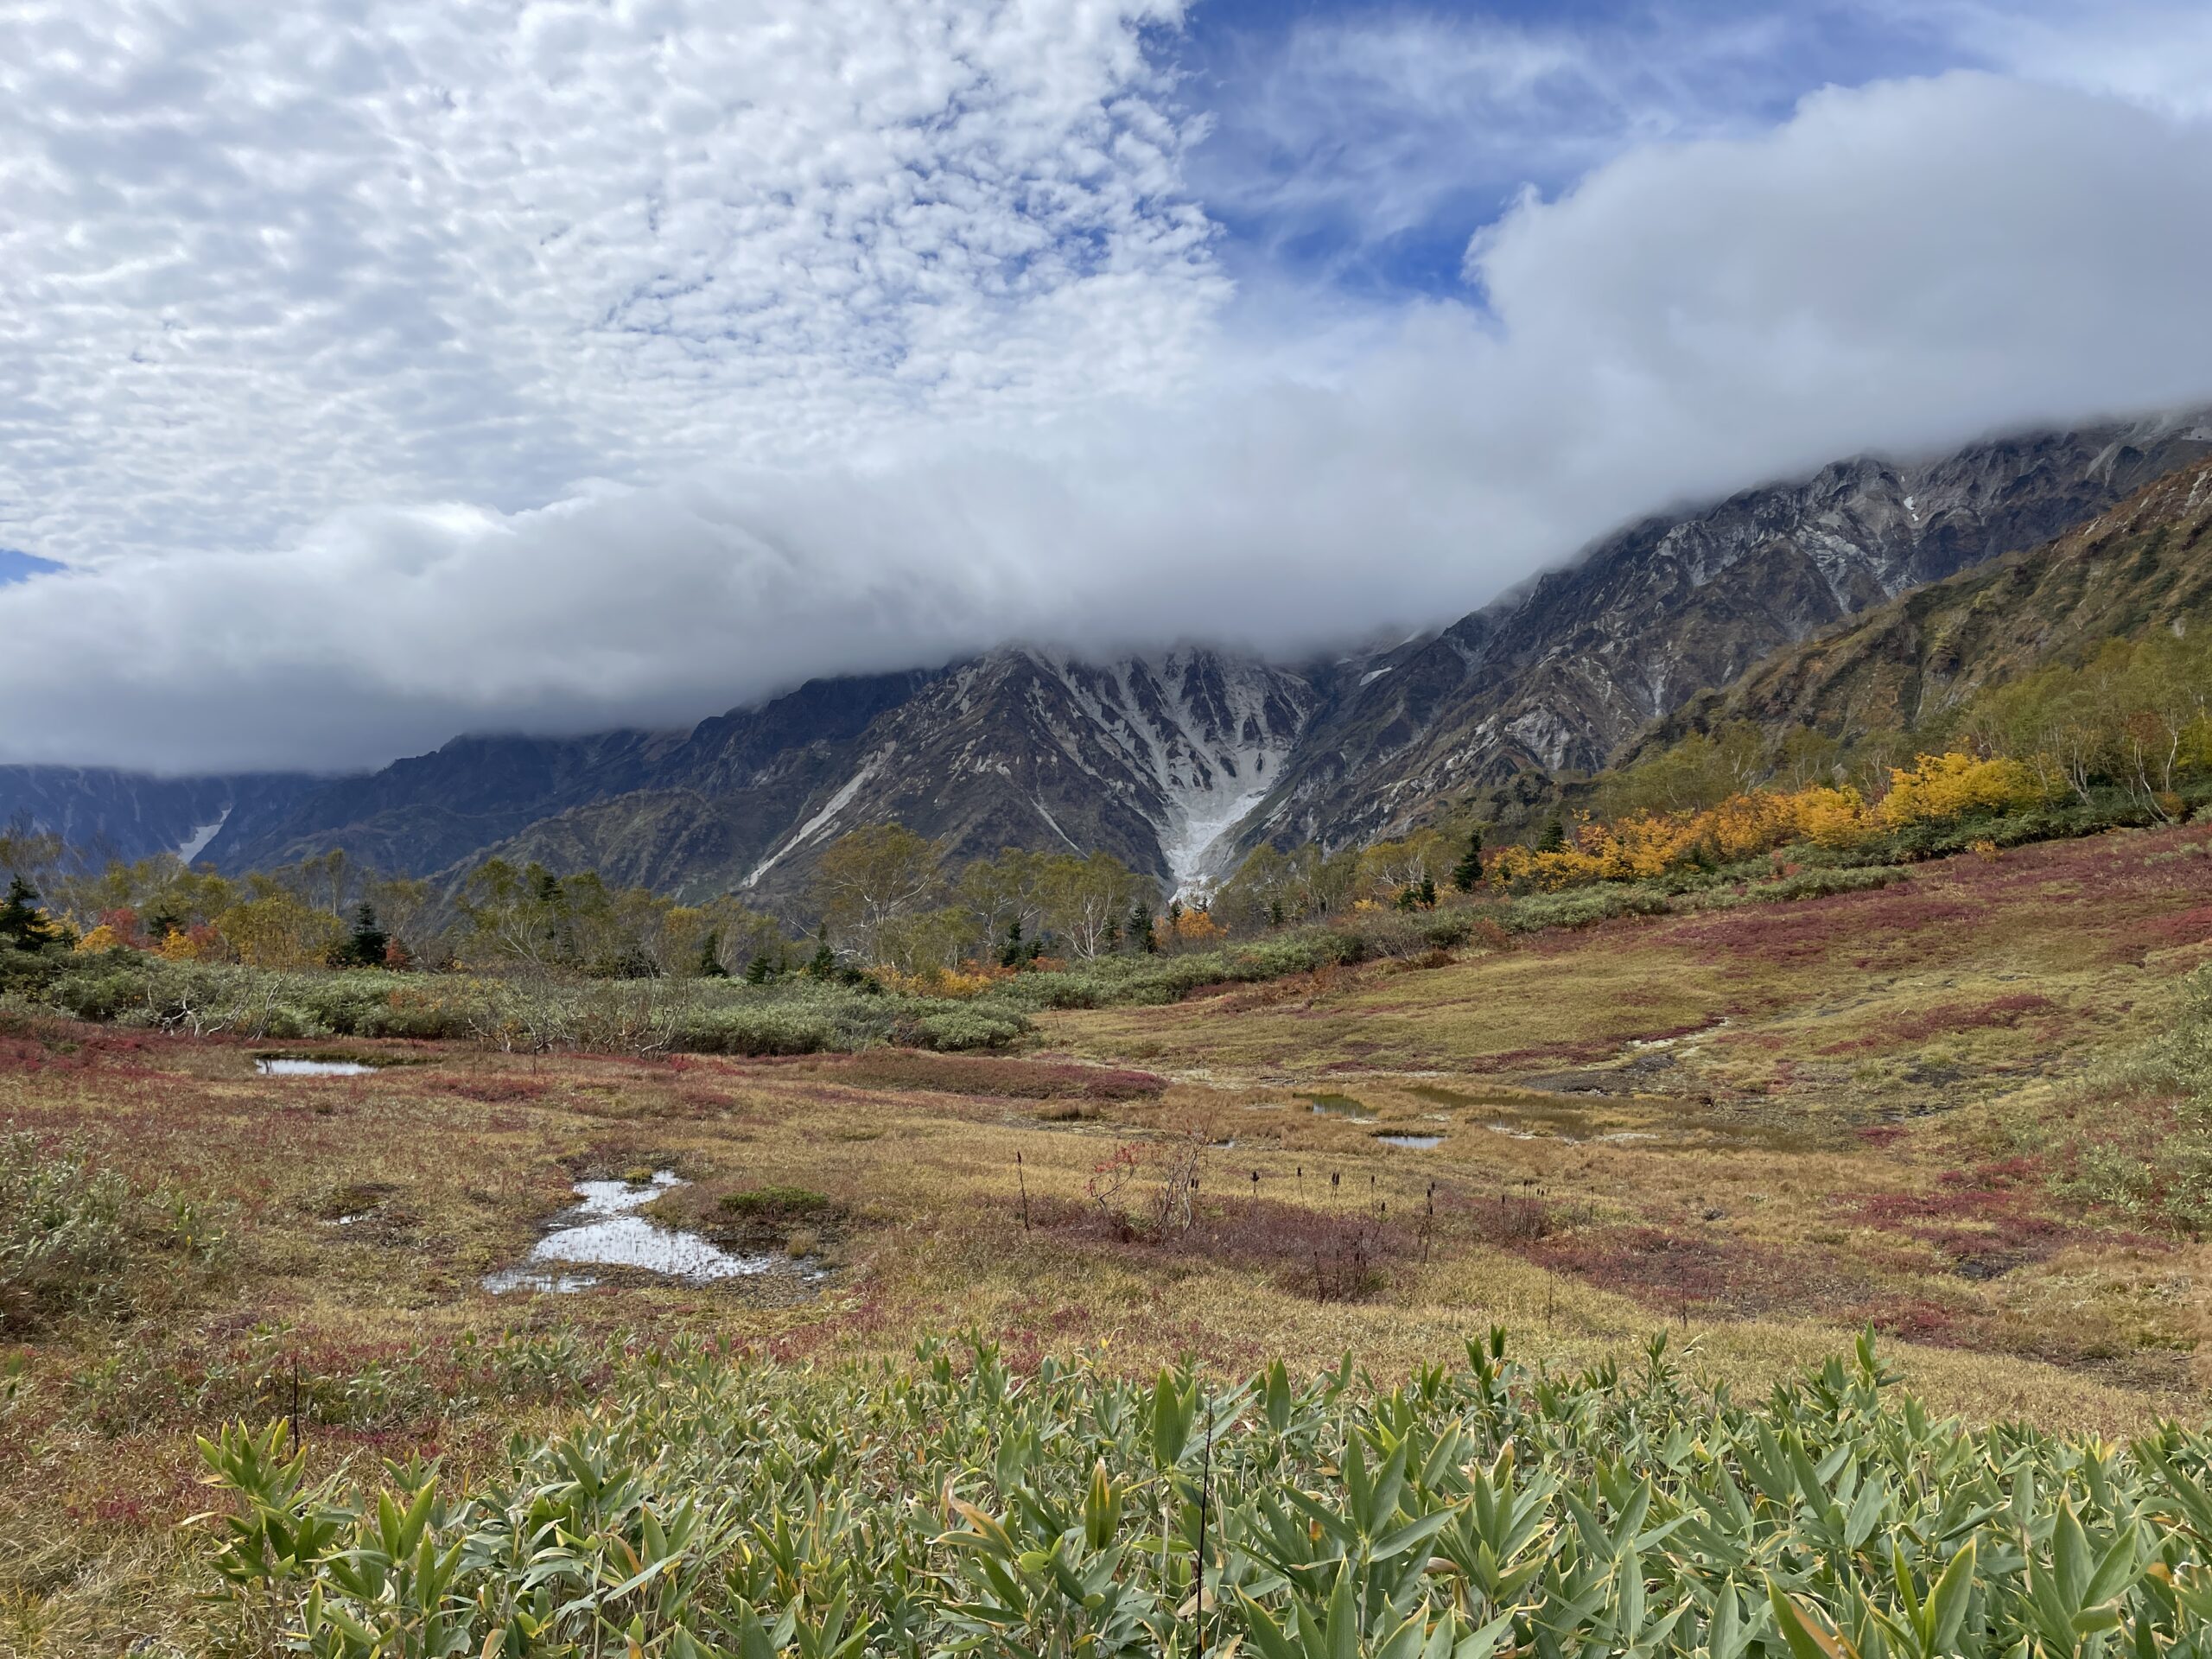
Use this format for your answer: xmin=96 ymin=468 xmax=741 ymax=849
xmin=1373 ymin=1134 xmax=1443 ymax=1150
xmin=1303 ymin=1093 xmax=1375 ymax=1120
xmin=482 ymin=1170 xmax=779 ymax=1294
xmin=257 ymin=1058 xmax=378 ymax=1077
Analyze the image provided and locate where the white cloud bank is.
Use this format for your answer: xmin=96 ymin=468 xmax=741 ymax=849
xmin=3 ymin=4 xmax=2212 ymax=771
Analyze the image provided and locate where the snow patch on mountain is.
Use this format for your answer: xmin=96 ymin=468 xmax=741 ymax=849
xmin=741 ymin=757 xmax=880 ymax=887
xmin=1159 ymin=780 xmax=1274 ymax=894
xmin=1030 ymin=797 xmax=1080 ymax=851
xmin=1028 ymin=647 xmax=1311 ymax=893
xmin=176 ymin=806 xmax=231 ymax=863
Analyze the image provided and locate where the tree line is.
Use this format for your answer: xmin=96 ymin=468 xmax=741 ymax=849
xmin=0 ymin=839 xmax=791 ymax=980
xmin=0 ymin=830 xmax=1182 ymax=984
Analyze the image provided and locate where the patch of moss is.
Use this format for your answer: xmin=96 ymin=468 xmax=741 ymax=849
xmin=720 ymin=1184 xmax=833 ymax=1219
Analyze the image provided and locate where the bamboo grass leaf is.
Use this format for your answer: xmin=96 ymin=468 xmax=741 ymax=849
xmin=1768 ymin=1580 xmax=1854 ymax=1659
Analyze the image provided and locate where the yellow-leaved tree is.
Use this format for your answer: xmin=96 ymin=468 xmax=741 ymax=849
xmin=1877 ymin=753 xmax=2043 ymax=826
xmin=811 ymin=823 xmax=944 ymax=966
xmin=216 ymin=889 xmax=346 ymax=969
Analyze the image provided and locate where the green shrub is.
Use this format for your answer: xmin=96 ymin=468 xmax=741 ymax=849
xmin=1501 ymin=884 xmax=1670 ymax=932
xmin=1417 ymin=912 xmax=1472 ymax=949
xmin=13 ymin=952 xmax=1032 ymax=1058
xmin=1751 ymin=864 xmax=1908 ymax=903
xmin=48 ymin=963 xmax=149 ymax=1023
xmin=2047 ymin=964 xmax=2212 ymax=1229
xmin=0 ymin=944 xmax=66 ymax=995
xmin=900 ymin=1003 xmax=1027 ymax=1051
xmin=296 ymin=972 xmax=412 ymax=1036
xmin=674 ymin=1001 xmax=845 ymax=1056
xmin=995 ymin=927 xmax=1376 ymax=1011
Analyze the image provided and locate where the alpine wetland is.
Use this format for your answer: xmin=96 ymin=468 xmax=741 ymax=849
xmin=9 ymin=3 xmax=2212 ymax=1654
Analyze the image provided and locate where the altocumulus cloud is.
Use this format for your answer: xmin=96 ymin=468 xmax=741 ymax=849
xmin=3 ymin=4 xmax=2211 ymax=771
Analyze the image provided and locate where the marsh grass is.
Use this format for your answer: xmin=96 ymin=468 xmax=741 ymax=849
xmin=2024 ymin=962 xmax=2212 ymax=1230
xmin=0 ymin=1134 xmax=128 ymax=1332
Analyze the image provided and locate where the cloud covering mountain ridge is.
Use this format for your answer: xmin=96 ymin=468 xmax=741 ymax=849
xmin=4 ymin=6 xmax=2212 ymax=772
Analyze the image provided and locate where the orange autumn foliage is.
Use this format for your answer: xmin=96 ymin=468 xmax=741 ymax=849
xmin=1167 ymin=906 xmax=1225 ymax=944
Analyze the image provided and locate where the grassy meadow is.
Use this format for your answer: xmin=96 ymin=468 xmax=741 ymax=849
xmin=7 ymin=821 xmax=2212 ymax=1652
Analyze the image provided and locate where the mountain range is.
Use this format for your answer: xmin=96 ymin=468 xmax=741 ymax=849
xmin=1624 ymin=448 xmax=2212 ymax=760
xmin=7 ymin=410 xmax=2209 ymax=907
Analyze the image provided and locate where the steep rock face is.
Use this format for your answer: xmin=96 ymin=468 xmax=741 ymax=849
xmin=481 ymin=648 xmax=1316 ymax=904
xmin=206 ymin=729 xmax=685 ymax=874
xmin=1236 ymin=414 xmax=2212 ymax=850
xmin=454 ymin=671 xmax=941 ymax=899
xmin=209 ymin=671 xmax=933 ymax=879
xmin=671 ymin=671 xmax=939 ymax=796
xmin=729 ymin=647 xmax=1317 ymax=899
xmin=0 ymin=769 xmax=317 ymax=864
xmin=1620 ymin=454 xmax=2212 ymax=755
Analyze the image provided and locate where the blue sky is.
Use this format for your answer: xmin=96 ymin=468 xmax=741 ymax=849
xmin=1177 ymin=0 xmax=1969 ymax=300
xmin=0 ymin=550 xmax=64 ymax=587
xmin=2 ymin=0 xmax=2209 ymax=769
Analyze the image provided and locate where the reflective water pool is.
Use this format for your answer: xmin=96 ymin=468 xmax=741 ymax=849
xmin=1303 ymin=1093 xmax=1375 ymax=1120
xmin=256 ymin=1058 xmax=378 ymax=1077
xmin=483 ymin=1170 xmax=778 ymax=1294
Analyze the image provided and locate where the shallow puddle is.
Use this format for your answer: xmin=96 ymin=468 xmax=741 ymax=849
xmin=1374 ymin=1134 xmax=1443 ymax=1149
xmin=1304 ymin=1093 xmax=1375 ymax=1120
xmin=483 ymin=1170 xmax=778 ymax=1294
xmin=480 ymin=1268 xmax=601 ymax=1294
xmin=257 ymin=1058 xmax=378 ymax=1077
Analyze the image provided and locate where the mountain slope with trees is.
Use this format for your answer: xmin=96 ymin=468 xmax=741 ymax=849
xmin=473 ymin=647 xmax=1317 ymax=903
xmin=1230 ymin=413 xmax=2212 ymax=854
xmin=1618 ymin=454 xmax=2212 ymax=766
xmin=196 ymin=672 xmax=942 ymax=889
xmin=391 ymin=411 xmax=2212 ymax=901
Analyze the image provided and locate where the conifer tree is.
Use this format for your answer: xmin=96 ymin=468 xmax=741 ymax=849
xmin=1451 ymin=827 xmax=1485 ymax=891
xmin=340 ymin=902 xmax=389 ymax=969
xmin=1537 ymin=816 xmax=1567 ymax=854
xmin=0 ymin=875 xmax=55 ymax=951
xmin=1128 ymin=902 xmax=1157 ymax=955
xmin=698 ymin=930 xmax=728 ymax=977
